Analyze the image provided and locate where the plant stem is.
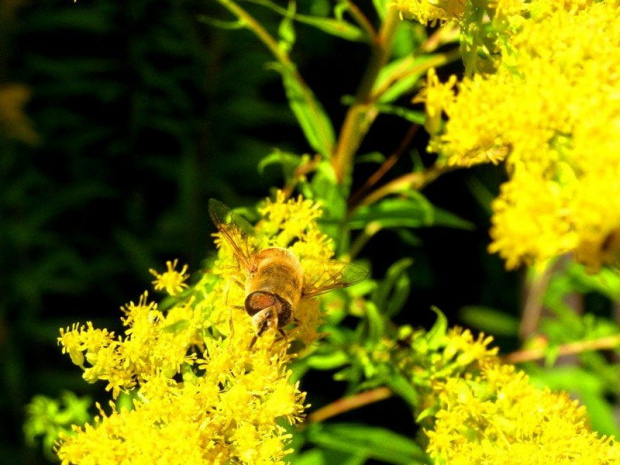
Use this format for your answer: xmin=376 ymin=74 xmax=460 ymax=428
xmin=348 ymin=124 xmax=419 ymax=208
xmin=215 ymin=0 xmax=287 ymax=64
xmin=354 ymin=164 xmax=454 ymax=207
xmin=307 ymin=386 xmax=392 ymax=424
xmin=345 ymin=0 xmax=378 ymax=41
xmin=332 ymin=5 xmax=401 ymax=184
xmin=504 ymin=335 xmax=620 ymax=364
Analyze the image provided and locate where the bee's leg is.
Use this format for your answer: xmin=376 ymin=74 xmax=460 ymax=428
xmin=228 ymin=305 xmax=235 ymax=340
xmin=222 ymin=280 xmax=236 ymax=340
xmin=248 ymin=334 xmax=258 ymax=349
xmin=265 ymin=312 xmax=283 ymax=353
xmin=274 ymin=329 xmax=291 ymax=357
xmin=223 ymin=278 xmax=245 ymax=342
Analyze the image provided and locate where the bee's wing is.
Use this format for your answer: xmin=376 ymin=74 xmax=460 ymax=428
xmin=208 ymin=198 xmax=258 ymax=271
xmin=302 ymin=260 xmax=368 ymax=297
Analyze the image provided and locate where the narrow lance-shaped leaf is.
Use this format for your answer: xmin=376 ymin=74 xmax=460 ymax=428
xmin=373 ymin=258 xmax=413 ymax=318
xmin=270 ymin=62 xmax=335 ymax=157
xmin=307 ymin=423 xmax=430 ymax=465
xmin=249 ymin=0 xmax=366 ymax=42
xmin=348 ymin=196 xmax=435 ymax=230
xmin=427 ymin=306 xmax=448 ymax=350
xmin=293 ymin=14 xmax=365 ymax=42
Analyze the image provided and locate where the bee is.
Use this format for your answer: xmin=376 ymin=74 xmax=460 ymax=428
xmin=208 ymin=198 xmax=368 ymax=347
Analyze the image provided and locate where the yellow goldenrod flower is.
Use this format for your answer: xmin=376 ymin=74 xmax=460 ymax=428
xmin=413 ymin=68 xmax=458 ymax=137
xmin=426 ymin=361 xmax=620 ymax=464
xmin=416 ymin=0 xmax=620 ymax=270
xmin=393 ymin=0 xmax=466 ymax=25
xmin=55 ymin=192 xmax=346 ymax=464
xmin=367 ymin=323 xmax=620 ymax=462
xmin=149 ymin=259 xmax=189 ymax=296
xmin=488 ymin=171 xmax=578 ymax=269
xmin=406 ymin=327 xmax=620 ymax=464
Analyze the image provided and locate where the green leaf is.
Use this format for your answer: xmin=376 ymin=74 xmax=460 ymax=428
xmin=348 ymin=195 xmax=436 ymax=230
xmin=355 ymin=152 xmax=385 ymax=164
xmin=290 ymin=449 xmax=328 ymax=465
xmin=362 ymin=302 xmax=386 ymax=346
xmin=293 ymin=13 xmax=365 ymax=42
xmin=307 ymin=423 xmax=429 ymax=465
xmin=416 ymin=403 xmax=440 ymax=424
xmin=271 ymin=63 xmax=335 ymax=157
xmin=388 ymin=373 xmax=419 ymax=408
xmin=305 ymin=350 xmax=350 ymax=370
xmin=391 ymin=19 xmax=416 ymax=57
xmin=579 ymin=389 xmax=620 ymax=437
xmin=257 ymin=150 xmax=305 ymax=181
xmin=373 ymin=258 xmax=413 ymax=318
xmin=427 ymin=307 xmax=448 ymax=350
xmin=310 ymin=162 xmax=348 ymax=240
xmin=249 ymin=0 xmax=366 ymax=41
xmin=566 ymin=261 xmax=620 ymax=301
xmin=459 ymin=306 xmax=519 ymax=336
xmin=374 ymin=55 xmax=433 ymax=104
xmin=394 ymin=228 xmax=422 ymax=246
xmin=374 ymin=103 xmax=425 ymax=124
xmin=432 ymin=206 xmax=475 ymax=229
xmin=292 ymin=448 xmax=367 ymax=465
xmin=466 ymin=175 xmax=495 ymax=215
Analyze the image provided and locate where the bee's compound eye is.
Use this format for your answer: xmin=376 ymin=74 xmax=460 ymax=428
xmin=245 ymin=291 xmax=277 ymax=316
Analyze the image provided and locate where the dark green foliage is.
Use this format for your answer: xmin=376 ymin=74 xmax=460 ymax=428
xmin=3 ymin=0 xmax=288 ymax=462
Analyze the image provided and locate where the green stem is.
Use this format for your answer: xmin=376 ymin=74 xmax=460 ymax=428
xmin=215 ymin=0 xmax=288 ymax=64
xmin=307 ymin=386 xmax=392 ymax=424
xmin=345 ymin=0 xmax=378 ymax=41
xmin=504 ymin=335 xmax=620 ymax=364
xmin=215 ymin=0 xmax=334 ymax=155
xmin=353 ymin=164 xmax=454 ymax=208
xmin=332 ymin=5 xmax=401 ymax=184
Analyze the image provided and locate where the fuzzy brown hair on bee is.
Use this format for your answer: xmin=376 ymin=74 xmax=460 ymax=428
xmin=208 ymin=198 xmax=367 ymax=348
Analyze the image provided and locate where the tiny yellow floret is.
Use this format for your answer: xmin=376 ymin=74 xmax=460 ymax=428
xmin=149 ymin=259 xmax=189 ymax=296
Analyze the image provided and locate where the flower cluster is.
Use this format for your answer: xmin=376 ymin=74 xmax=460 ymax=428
xmin=362 ymin=322 xmax=620 ymax=463
xmin=414 ymin=0 xmax=620 ymax=271
xmin=55 ymin=192 xmax=338 ymax=464
xmin=426 ymin=361 xmax=620 ymax=464
xmin=393 ymin=0 xmax=465 ymax=26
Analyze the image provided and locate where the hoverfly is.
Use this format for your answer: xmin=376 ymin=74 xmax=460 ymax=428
xmin=208 ymin=198 xmax=368 ymax=347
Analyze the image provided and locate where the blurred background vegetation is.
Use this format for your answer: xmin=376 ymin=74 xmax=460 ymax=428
xmin=2 ymin=0 xmax=617 ymax=463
